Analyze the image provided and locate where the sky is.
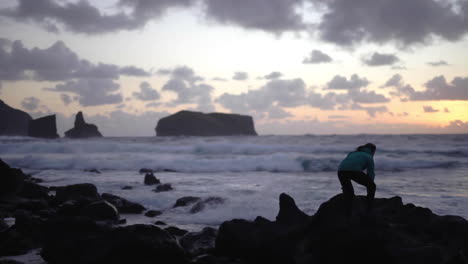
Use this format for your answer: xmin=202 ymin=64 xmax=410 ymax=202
xmin=0 ymin=0 xmax=467 ymax=136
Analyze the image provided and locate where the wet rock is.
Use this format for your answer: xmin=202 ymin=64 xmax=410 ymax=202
xmin=155 ymin=221 xmax=166 ymax=226
xmin=154 ymin=183 xmax=173 ymax=193
xmin=121 ymin=186 xmax=133 ymax=190
xmin=81 ymin=201 xmax=119 ymax=221
xmin=144 ymin=210 xmax=162 ymax=218
xmin=180 ymin=227 xmax=218 ymax=257
xmin=84 ymin=169 xmax=101 ymax=174
xmin=27 ymin=115 xmax=59 ymax=139
xmin=101 ymin=193 xmax=145 ymax=214
xmin=275 ymin=193 xmax=309 ymax=226
xmin=65 ymin=111 xmax=103 ymax=138
xmin=173 ymin=197 xmax=201 ymax=208
xmin=0 ymin=260 xmax=25 ymax=264
xmin=144 ymin=172 xmax=160 ymax=185
xmin=18 ymin=181 xmax=49 ymax=199
xmin=164 ymin=226 xmax=189 ymax=237
xmin=54 ymin=183 xmax=100 ymax=204
xmin=190 ymin=197 xmax=224 ymax=214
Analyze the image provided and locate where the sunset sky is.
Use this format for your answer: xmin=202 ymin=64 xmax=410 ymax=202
xmin=0 ymin=0 xmax=467 ymax=136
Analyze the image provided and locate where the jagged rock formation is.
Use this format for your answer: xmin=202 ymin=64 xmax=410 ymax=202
xmin=65 ymin=111 xmax=102 ymax=138
xmin=28 ymin=115 xmax=59 ymax=138
xmin=0 ymin=100 xmax=32 ymax=136
xmin=155 ymin=110 xmax=257 ymax=136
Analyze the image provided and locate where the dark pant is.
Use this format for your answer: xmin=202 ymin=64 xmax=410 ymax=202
xmin=337 ymin=170 xmax=376 ymax=215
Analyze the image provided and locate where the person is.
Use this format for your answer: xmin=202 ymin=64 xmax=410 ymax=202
xmin=337 ymin=143 xmax=377 ymax=216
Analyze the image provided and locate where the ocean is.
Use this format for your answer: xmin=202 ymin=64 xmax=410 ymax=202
xmin=1 ymin=134 xmax=467 ymax=231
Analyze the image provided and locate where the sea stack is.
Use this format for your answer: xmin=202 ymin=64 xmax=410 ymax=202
xmin=28 ymin=115 xmax=59 ymax=138
xmin=155 ymin=110 xmax=257 ymax=136
xmin=0 ymin=100 xmax=32 ymax=136
xmin=65 ymin=111 xmax=102 ymax=138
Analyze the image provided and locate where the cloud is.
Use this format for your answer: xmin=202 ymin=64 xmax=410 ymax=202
xmin=203 ymin=0 xmax=306 ymax=34
xmin=60 ymin=93 xmax=72 ymax=105
xmin=381 ymin=74 xmax=403 ymax=88
xmin=408 ymin=76 xmax=468 ymax=101
xmin=423 ymin=105 xmax=439 ymax=113
xmin=21 ymin=96 xmax=40 ymax=111
xmin=0 ymin=39 xmax=150 ymax=82
xmin=427 ymin=60 xmax=449 ymax=67
xmin=362 ymin=52 xmax=399 ymax=66
xmin=326 ymin=74 xmax=369 ymax=90
xmin=233 ymin=71 xmax=249 ymax=81
xmin=161 ymin=66 xmax=214 ymax=111
xmin=212 ymin=77 xmax=227 ymax=82
xmin=316 ymin=0 xmax=468 ymax=47
xmin=347 ymin=89 xmax=390 ymax=104
xmin=45 ymin=79 xmax=123 ymax=106
xmin=350 ymin=103 xmax=388 ymax=117
xmin=264 ymin=71 xmax=283 ymax=80
xmin=302 ymin=50 xmax=332 ymax=64
xmin=132 ymin=81 xmax=160 ymax=101
xmin=328 ymin=115 xmax=347 ymax=119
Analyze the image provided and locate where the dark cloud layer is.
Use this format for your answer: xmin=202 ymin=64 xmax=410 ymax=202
xmin=362 ymin=52 xmax=399 ymax=66
xmin=132 ymin=81 xmax=160 ymax=101
xmin=316 ymin=0 xmax=468 ymax=46
xmin=0 ymin=39 xmax=150 ymax=82
xmin=327 ymin=74 xmax=369 ymax=90
xmin=264 ymin=71 xmax=283 ymax=80
xmin=302 ymin=50 xmax=332 ymax=64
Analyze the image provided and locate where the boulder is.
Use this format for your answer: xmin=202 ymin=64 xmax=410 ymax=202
xmin=144 ymin=172 xmax=160 ymax=185
xmin=155 ymin=110 xmax=257 ymax=136
xmin=154 ymin=183 xmax=173 ymax=193
xmin=81 ymin=201 xmax=119 ymax=221
xmin=18 ymin=181 xmax=49 ymax=199
xmin=64 ymin=112 xmax=102 ymax=138
xmin=215 ymin=193 xmax=468 ymax=264
xmin=173 ymin=196 xmax=201 ymax=208
xmin=54 ymin=183 xmax=100 ymax=204
xmin=190 ymin=197 xmax=225 ymax=214
xmin=164 ymin=226 xmax=189 ymax=237
xmin=0 ymin=159 xmax=27 ymax=196
xmin=27 ymin=115 xmax=59 ymax=138
xmin=144 ymin=210 xmax=162 ymax=218
xmin=0 ymin=100 xmax=32 ymax=136
xmin=180 ymin=227 xmax=218 ymax=257
xmin=101 ymin=193 xmax=146 ymax=214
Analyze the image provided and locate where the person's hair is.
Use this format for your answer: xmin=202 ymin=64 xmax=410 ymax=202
xmin=356 ymin=143 xmax=376 ymax=155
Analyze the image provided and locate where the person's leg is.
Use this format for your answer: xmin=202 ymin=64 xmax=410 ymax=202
xmin=338 ymin=171 xmax=355 ymax=216
xmin=347 ymin=171 xmax=376 ymax=212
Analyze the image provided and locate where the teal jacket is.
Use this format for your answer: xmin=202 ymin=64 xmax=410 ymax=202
xmin=338 ymin=148 xmax=375 ymax=180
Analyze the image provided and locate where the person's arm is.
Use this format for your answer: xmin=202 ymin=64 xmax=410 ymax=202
xmin=367 ymin=157 xmax=375 ymax=181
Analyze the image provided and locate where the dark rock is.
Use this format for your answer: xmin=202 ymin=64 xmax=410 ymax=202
xmin=144 ymin=172 xmax=160 ymax=185
xmin=275 ymin=193 xmax=308 ymax=226
xmin=65 ymin=111 xmax=103 ymax=138
xmin=180 ymin=227 xmax=218 ymax=257
xmin=54 ymin=183 xmax=100 ymax=204
xmin=139 ymin=168 xmax=153 ymax=174
xmin=84 ymin=169 xmax=101 ymax=174
xmin=101 ymin=193 xmax=145 ymax=214
xmin=81 ymin=201 xmax=119 ymax=221
xmin=215 ymin=193 xmax=468 ymax=264
xmin=0 ymin=260 xmax=25 ymax=264
xmin=42 ymin=224 xmax=188 ymax=264
xmin=144 ymin=210 xmax=162 ymax=218
xmin=0 ymin=99 xmax=32 ymax=136
xmin=121 ymin=186 xmax=133 ymax=190
xmin=18 ymin=181 xmax=49 ymax=199
xmin=155 ymin=110 xmax=257 ymax=136
xmin=190 ymin=197 xmax=225 ymax=214
xmin=155 ymin=221 xmax=166 ymax=226
xmin=17 ymin=199 xmax=50 ymax=212
xmin=154 ymin=183 xmax=173 ymax=193
xmin=164 ymin=226 xmax=189 ymax=237
xmin=0 ymin=229 xmax=34 ymax=257
xmin=0 ymin=159 xmax=27 ymax=196
xmin=191 ymin=254 xmax=244 ymax=264
xmin=174 ymin=196 xmax=201 ymax=208
xmin=27 ymin=115 xmax=59 ymax=139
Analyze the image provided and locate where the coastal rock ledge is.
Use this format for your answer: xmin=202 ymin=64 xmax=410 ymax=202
xmin=65 ymin=111 xmax=102 ymax=138
xmin=155 ymin=110 xmax=257 ymax=136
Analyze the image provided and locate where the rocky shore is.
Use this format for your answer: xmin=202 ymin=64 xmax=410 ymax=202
xmin=1 ymin=160 xmax=467 ymax=264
